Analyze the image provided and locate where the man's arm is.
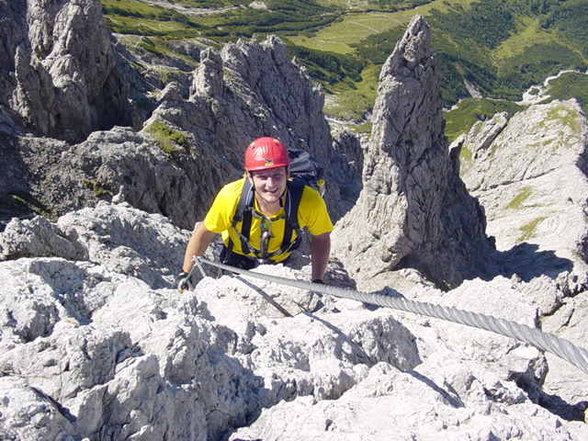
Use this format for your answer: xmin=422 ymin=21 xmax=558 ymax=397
xmin=182 ymin=222 xmax=217 ymax=272
xmin=310 ymin=232 xmax=331 ymax=282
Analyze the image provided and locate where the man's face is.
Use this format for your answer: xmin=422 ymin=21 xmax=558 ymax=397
xmin=249 ymin=167 xmax=288 ymax=206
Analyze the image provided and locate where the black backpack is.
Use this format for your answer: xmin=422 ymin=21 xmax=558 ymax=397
xmin=288 ymin=148 xmax=325 ymax=197
xmin=228 ymin=147 xmax=325 ymax=261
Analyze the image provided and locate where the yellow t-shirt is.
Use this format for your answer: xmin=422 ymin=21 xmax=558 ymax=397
xmin=204 ymin=178 xmax=333 ymax=262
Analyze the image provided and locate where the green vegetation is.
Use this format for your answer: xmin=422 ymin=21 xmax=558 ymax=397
xmin=443 ymin=98 xmax=522 ymax=142
xmin=518 ymin=216 xmax=546 ymax=241
xmin=100 ymin=0 xmax=341 ymax=39
xmin=101 ymin=0 xmax=188 ymax=21
xmin=286 ymin=44 xmax=364 ymax=85
xmin=427 ymin=0 xmax=587 ymax=104
xmin=546 ymin=71 xmax=588 ymax=115
xmin=289 ymin=0 xmax=477 ymax=53
xmin=541 ymin=0 xmax=588 ymax=57
xmin=317 ymin=0 xmax=436 ymax=11
xmin=544 ymin=103 xmax=582 ymax=133
xmin=459 ymin=145 xmax=472 ymax=164
xmin=429 ymin=2 xmax=516 ymax=49
xmin=289 ymin=12 xmax=405 ymax=54
xmin=82 ymin=179 xmax=113 ymax=197
xmin=99 ymin=0 xmax=588 ymax=129
xmin=324 ymin=63 xmax=379 ymax=121
xmin=101 ymin=0 xmax=203 ymax=36
xmin=351 ymin=121 xmax=373 ymax=134
xmin=10 ymin=194 xmax=48 ymax=216
xmin=497 ymin=42 xmax=583 ymax=92
xmin=287 ymin=0 xmax=587 ymax=123
xmin=507 ymin=187 xmax=532 ymax=209
xmin=145 ymin=120 xmax=189 ymax=154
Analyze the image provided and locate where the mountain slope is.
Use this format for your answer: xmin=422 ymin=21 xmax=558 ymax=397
xmin=97 ymin=0 xmax=588 ymax=132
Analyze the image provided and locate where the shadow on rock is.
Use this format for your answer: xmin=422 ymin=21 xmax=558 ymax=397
xmin=407 ymin=370 xmax=464 ymax=408
xmin=489 ymin=243 xmax=574 ymax=283
xmin=515 ymin=374 xmax=588 ymax=422
xmin=0 ymin=136 xmax=41 ymax=231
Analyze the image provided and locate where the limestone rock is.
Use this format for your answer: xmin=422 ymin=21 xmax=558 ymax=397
xmin=163 ymin=35 xmax=349 ymax=219
xmin=332 ymin=15 xmax=494 ymax=288
xmin=330 ymin=130 xmax=364 ymax=214
xmin=230 ymin=357 xmax=587 ymax=441
xmin=2 ymin=35 xmax=356 ymax=227
xmin=0 ymin=216 xmax=86 ymax=261
xmin=0 ymin=202 xmax=189 ymax=288
xmin=0 ymin=377 xmax=75 ymax=440
xmin=0 ymin=200 xmax=587 ymax=440
xmin=2 ymin=126 xmax=231 ymax=230
xmin=2 ymin=0 xmax=131 ymax=142
xmin=460 ymin=100 xmax=588 ymax=277
xmin=190 ymin=47 xmax=224 ymax=99
xmin=541 ymin=282 xmax=588 ymax=419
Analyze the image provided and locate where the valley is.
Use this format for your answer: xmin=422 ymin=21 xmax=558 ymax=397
xmin=99 ymin=0 xmax=588 ymax=139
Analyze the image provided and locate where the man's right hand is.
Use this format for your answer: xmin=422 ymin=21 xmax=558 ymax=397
xmin=176 ymin=272 xmax=194 ymax=292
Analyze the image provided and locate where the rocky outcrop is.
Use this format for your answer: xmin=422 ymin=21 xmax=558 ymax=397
xmin=0 ymin=202 xmax=189 ymax=288
xmin=0 ymin=204 xmax=419 ymax=439
xmin=153 ymin=36 xmax=349 ymax=218
xmin=332 ymin=15 xmax=494 ymax=288
xmin=330 ymin=130 xmax=364 ymax=214
xmin=0 ymin=0 xmax=131 ymax=142
xmin=458 ymin=100 xmax=588 ymax=277
xmin=1 ymin=31 xmax=355 ymax=228
xmin=1 ymin=7 xmax=587 ymax=439
xmin=1 ymin=203 xmax=587 ymax=440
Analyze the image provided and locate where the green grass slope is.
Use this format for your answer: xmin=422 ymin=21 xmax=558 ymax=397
xmin=100 ymin=0 xmax=588 ymax=139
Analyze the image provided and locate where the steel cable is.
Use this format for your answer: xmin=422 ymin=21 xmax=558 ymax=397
xmin=196 ymin=257 xmax=588 ymax=374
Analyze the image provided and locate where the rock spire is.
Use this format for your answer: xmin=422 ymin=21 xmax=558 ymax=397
xmin=1 ymin=0 xmax=131 ymax=142
xmin=332 ymin=15 xmax=494 ymax=288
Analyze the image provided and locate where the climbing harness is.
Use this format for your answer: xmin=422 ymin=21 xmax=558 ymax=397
xmin=190 ymin=256 xmax=588 ymax=375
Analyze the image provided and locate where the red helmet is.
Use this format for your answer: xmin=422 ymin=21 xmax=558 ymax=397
xmin=244 ymin=137 xmax=290 ymax=172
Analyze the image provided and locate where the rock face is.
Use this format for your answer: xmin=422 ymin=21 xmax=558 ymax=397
xmin=1 ymin=203 xmax=587 ymax=440
xmin=332 ymin=16 xmax=494 ymax=288
xmin=1 ymin=30 xmax=354 ymax=229
xmin=0 ymin=0 xmax=131 ymax=142
xmin=151 ymin=36 xmax=349 ymax=219
xmin=1 ymin=6 xmax=588 ymax=440
xmin=458 ymin=100 xmax=588 ymax=278
xmin=21 ymin=126 xmax=232 ymax=231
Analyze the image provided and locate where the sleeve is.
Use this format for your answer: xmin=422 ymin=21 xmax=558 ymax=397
xmin=298 ymin=186 xmax=334 ymax=236
xmin=203 ymin=182 xmax=239 ymax=234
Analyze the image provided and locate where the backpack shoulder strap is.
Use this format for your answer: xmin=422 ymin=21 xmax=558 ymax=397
xmin=280 ymin=180 xmax=304 ymax=251
xmin=229 ymin=179 xmax=305 ymax=259
xmin=229 ymin=179 xmax=254 ymax=254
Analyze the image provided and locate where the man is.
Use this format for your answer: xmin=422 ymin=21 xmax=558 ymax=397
xmin=180 ymin=137 xmax=333 ymax=287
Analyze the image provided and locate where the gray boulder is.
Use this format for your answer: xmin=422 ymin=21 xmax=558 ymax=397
xmin=1 ymin=202 xmax=189 ymax=288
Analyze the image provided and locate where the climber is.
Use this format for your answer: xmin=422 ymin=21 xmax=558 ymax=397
xmin=178 ymin=136 xmax=333 ymax=290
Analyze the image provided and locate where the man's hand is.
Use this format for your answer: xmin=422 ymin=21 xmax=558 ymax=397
xmin=182 ymin=223 xmax=217 ymax=273
xmin=176 ymin=271 xmax=194 ymax=293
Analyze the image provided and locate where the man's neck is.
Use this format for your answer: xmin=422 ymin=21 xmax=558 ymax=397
xmin=255 ymin=194 xmax=282 ymax=216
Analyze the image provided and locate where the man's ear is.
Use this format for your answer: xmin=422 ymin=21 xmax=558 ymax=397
xmin=246 ymin=171 xmax=254 ymax=184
